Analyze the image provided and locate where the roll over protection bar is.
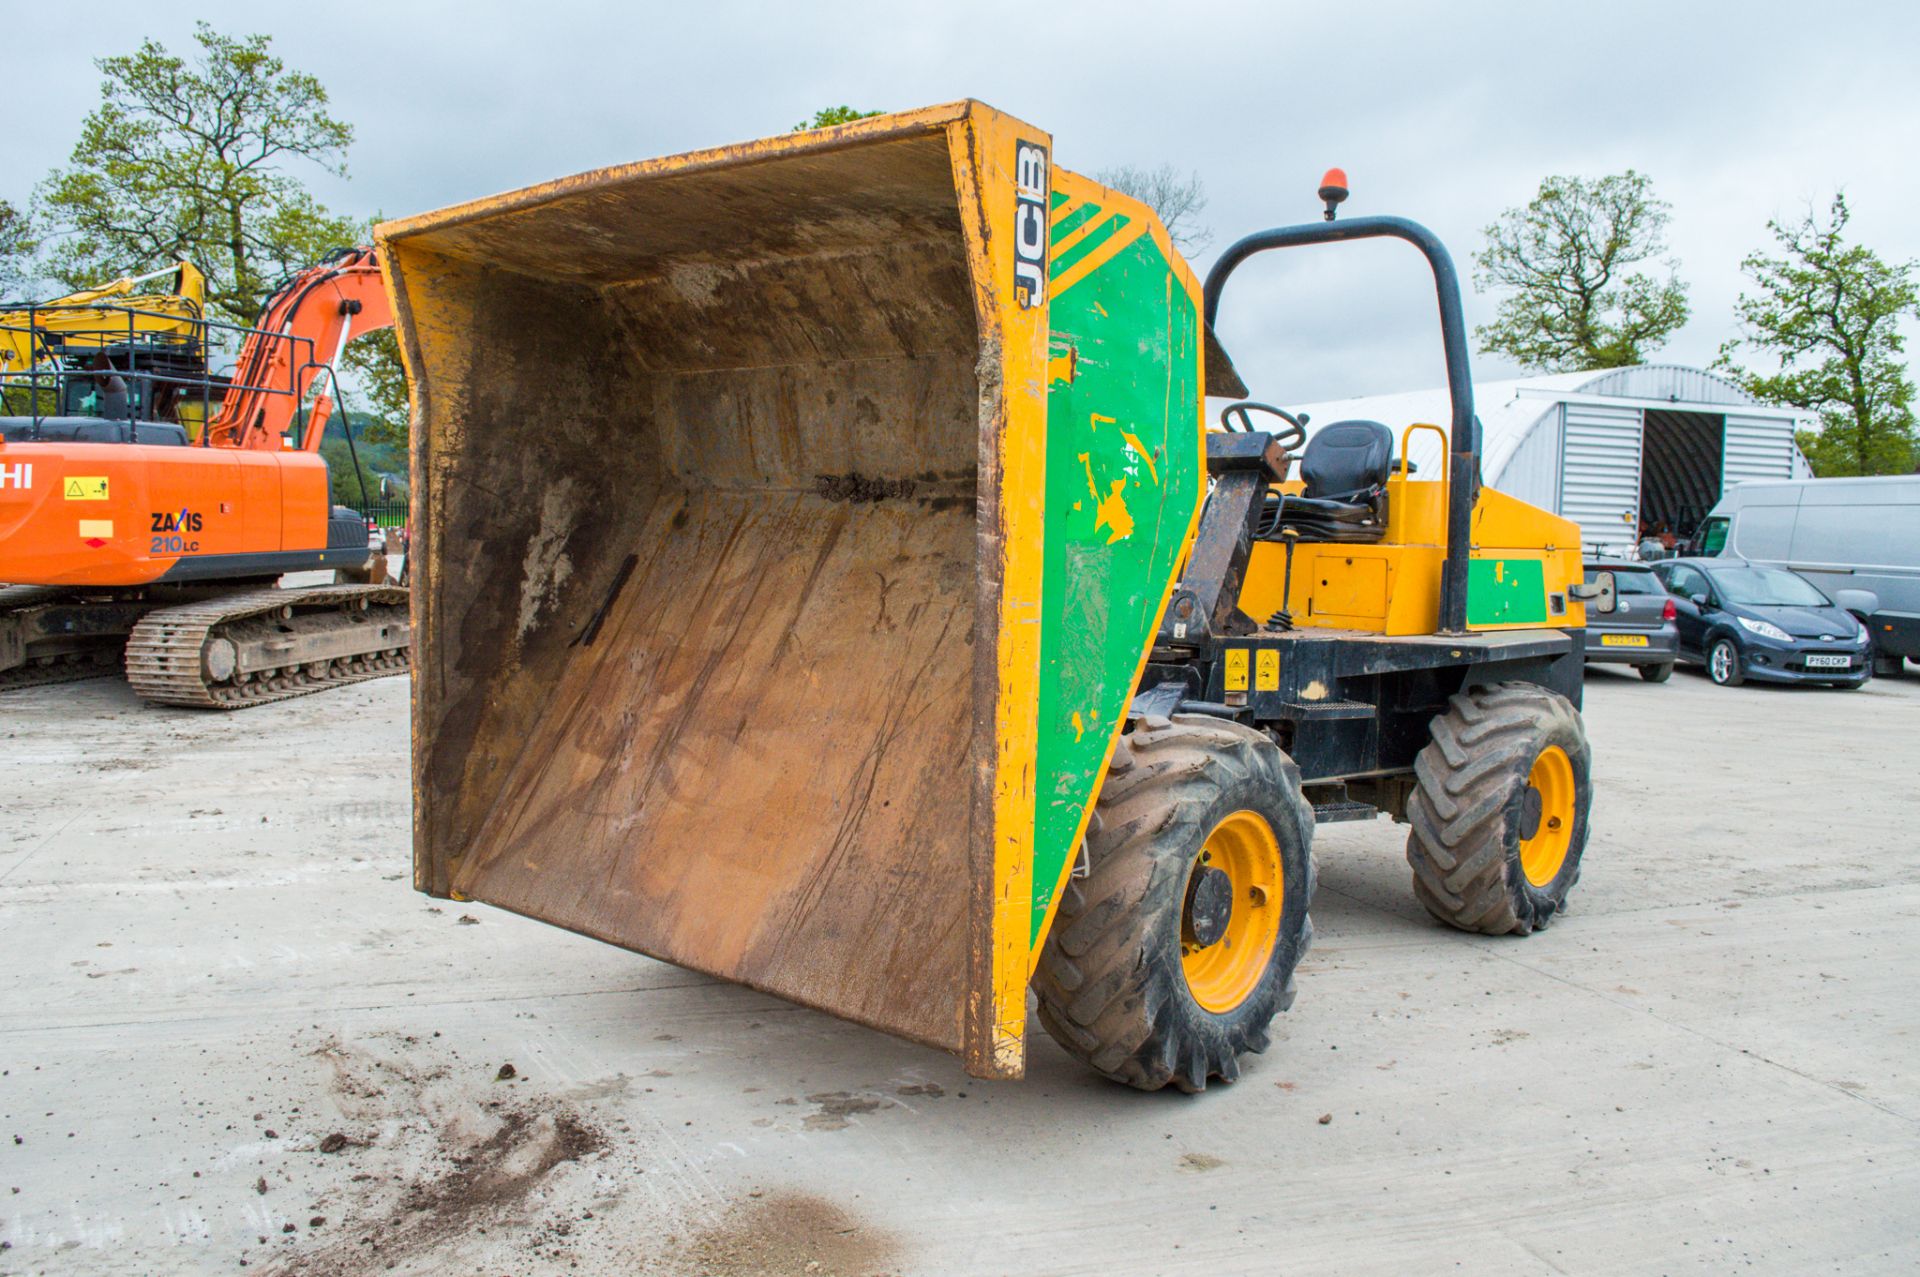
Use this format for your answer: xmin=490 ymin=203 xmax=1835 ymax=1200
xmin=1201 ymin=216 xmax=1481 ymax=633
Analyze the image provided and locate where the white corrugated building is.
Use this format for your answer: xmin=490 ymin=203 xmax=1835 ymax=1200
xmin=1288 ymin=364 xmax=1813 ymax=555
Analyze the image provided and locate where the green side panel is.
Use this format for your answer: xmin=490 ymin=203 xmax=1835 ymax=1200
xmin=1030 ymin=209 xmax=1201 ymax=944
xmin=1467 ymin=558 xmax=1550 ymax=626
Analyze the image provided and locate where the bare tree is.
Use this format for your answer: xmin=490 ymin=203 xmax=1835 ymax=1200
xmin=1094 ymin=163 xmax=1212 ymax=254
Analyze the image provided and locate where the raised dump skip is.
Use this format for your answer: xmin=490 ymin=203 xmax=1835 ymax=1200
xmin=380 ymin=102 xmax=1204 ymax=1078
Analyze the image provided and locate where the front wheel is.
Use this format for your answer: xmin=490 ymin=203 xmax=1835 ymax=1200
xmin=1405 ymin=683 xmax=1592 ymax=936
xmin=1707 ymin=637 xmax=1744 ymax=687
xmin=1033 ymin=715 xmax=1314 ymax=1093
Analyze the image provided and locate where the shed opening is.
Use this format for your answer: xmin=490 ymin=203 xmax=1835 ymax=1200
xmin=1639 ymin=409 xmax=1725 ymax=543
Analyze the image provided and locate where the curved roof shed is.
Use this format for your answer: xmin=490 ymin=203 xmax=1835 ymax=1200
xmin=1286 ymin=364 xmax=1813 ymax=552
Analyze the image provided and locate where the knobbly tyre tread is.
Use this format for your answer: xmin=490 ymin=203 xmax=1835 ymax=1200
xmin=1404 ymin=682 xmax=1591 ymax=936
xmin=0 ymin=586 xmax=123 ymax=691
xmin=124 ymin=584 xmax=410 ymax=709
xmin=1033 ymin=714 xmax=1315 ymax=1093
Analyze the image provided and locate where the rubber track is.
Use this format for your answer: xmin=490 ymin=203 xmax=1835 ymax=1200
xmin=124 ymin=585 xmax=410 ymax=710
xmin=1033 ymin=715 xmax=1315 ymax=1092
xmin=0 ymin=586 xmax=122 ymax=691
xmin=1404 ymin=682 xmax=1583 ymax=936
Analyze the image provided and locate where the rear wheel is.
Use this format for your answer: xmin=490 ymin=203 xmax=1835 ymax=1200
xmin=1406 ymin=683 xmax=1591 ymax=936
xmin=1033 ymin=715 xmax=1314 ymax=1093
xmin=1707 ymin=637 xmax=1744 ymax=687
xmin=1638 ymin=661 xmax=1673 ymax=683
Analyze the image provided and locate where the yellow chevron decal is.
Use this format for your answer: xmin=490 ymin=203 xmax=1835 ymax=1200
xmin=1050 ymin=221 xmax=1152 ymax=298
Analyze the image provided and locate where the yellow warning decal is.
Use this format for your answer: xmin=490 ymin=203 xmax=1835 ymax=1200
xmin=78 ymin=519 xmax=113 ymax=538
xmin=1256 ymin=649 xmax=1280 ymax=691
xmin=64 ymin=476 xmax=109 ymax=501
xmin=1224 ymin=648 xmax=1249 ymax=692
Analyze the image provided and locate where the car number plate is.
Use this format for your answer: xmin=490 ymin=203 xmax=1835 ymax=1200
xmin=1599 ymin=634 xmax=1648 ymax=647
xmin=1805 ymin=654 xmax=1850 ymax=669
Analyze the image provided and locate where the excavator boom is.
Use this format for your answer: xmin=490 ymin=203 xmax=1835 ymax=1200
xmin=208 ymin=247 xmax=394 ymax=451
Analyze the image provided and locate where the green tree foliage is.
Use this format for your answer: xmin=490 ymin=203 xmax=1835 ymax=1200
xmin=1474 ymin=171 xmax=1690 ymax=372
xmin=318 ymin=413 xmax=406 ymax=507
xmin=0 ymin=200 xmax=36 ymax=296
xmin=1716 ymin=195 xmax=1918 ymax=477
xmin=792 ymin=106 xmax=882 ymax=132
xmin=339 ymin=327 xmax=409 ymax=447
xmin=35 ymin=23 xmax=357 ymax=324
xmin=1093 ymin=163 xmax=1211 ymax=254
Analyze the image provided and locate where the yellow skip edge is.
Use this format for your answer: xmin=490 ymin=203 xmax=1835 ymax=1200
xmin=948 ymin=103 xmax=1051 ymax=1080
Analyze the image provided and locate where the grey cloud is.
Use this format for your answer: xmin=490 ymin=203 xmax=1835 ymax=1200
xmin=11 ymin=0 xmax=1916 ymax=404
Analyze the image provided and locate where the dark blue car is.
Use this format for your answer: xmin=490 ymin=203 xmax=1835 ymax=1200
xmin=1651 ymin=558 xmax=1872 ymax=689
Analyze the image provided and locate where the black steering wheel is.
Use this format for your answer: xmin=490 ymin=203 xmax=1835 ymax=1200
xmin=1219 ymin=401 xmax=1308 ymax=452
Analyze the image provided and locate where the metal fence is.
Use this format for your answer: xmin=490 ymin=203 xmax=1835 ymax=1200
xmin=356 ymin=499 xmax=410 ymax=531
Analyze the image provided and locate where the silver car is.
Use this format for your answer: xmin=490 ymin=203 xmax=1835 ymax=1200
xmin=1583 ymin=561 xmax=1680 ymax=682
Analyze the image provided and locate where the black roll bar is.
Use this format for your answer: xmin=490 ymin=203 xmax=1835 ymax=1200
xmin=1202 ymin=216 xmax=1481 ymax=633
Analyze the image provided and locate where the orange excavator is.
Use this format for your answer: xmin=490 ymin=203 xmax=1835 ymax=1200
xmin=0 ymin=247 xmax=410 ymax=706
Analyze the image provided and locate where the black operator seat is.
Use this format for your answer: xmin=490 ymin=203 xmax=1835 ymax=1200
xmin=1278 ymin=419 xmax=1394 ymax=543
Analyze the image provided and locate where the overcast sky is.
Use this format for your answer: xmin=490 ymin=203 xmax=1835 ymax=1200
xmin=10 ymin=0 xmax=1918 ymax=405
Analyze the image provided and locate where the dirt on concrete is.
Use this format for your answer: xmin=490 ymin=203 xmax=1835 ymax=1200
xmin=257 ymin=1033 xmax=607 ymax=1276
xmin=651 ymin=1191 xmax=898 ymax=1277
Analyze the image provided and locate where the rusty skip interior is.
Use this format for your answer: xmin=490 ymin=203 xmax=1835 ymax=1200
xmin=384 ymin=121 xmax=1004 ymax=1054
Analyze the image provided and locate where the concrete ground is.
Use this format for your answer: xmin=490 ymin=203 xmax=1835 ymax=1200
xmin=2 ymin=658 xmax=1916 ymax=1276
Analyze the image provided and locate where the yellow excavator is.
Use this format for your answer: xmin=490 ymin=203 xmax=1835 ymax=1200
xmin=379 ymin=102 xmax=1614 ymax=1092
xmin=0 ymin=263 xmax=209 ymax=431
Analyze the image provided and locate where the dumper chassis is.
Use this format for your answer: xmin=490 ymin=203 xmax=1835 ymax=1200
xmin=1031 ymin=215 xmax=1599 ymax=1090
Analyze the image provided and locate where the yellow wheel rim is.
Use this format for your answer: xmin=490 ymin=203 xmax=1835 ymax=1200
xmin=1181 ymin=810 xmax=1284 ymax=1014
xmin=1518 ymin=744 xmax=1576 ymax=887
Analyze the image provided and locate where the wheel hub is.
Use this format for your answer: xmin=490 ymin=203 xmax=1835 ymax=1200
xmin=1180 ymin=810 xmax=1285 ymax=1014
xmin=1518 ymin=784 xmax=1544 ymax=841
xmin=1517 ymin=745 xmax=1576 ymax=887
xmin=1183 ymin=865 xmax=1234 ymax=949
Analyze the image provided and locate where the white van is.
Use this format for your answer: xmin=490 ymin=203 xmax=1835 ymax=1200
xmin=1696 ymin=476 xmax=1920 ymax=673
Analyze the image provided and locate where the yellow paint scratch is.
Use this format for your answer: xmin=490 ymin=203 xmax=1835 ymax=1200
xmin=1095 ymin=479 xmax=1134 ymax=544
xmin=1120 ymin=430 xmax=1158 ymax=484
xmin=1090 ymin=412 xmax=1115 ymax=431
xmin=1048 ymin=347 xmax=1077 ymax=385
xmin=1080 ymin=450 xmax=1136 ymax=544
xmin=1071 ymin=711 xmax=1084 ymax=741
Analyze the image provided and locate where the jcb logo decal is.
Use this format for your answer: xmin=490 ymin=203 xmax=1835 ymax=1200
xmin=151 ymin=509 xmax=203 ymax=533
xmin=1013 ymin=140 xmax=1049 ymax=309
xmin=0 ymin=462 xmax=30 ymax=491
